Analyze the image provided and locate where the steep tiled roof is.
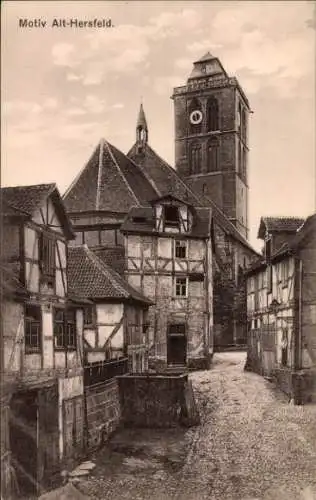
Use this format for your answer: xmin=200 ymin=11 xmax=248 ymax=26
xmin=1 ymin=183 xmax=74 ymax=239
xmin=63 ymin=140 xmax=159 ymax=214
xmin=258 ymin=216 xmax=305 ymax=239
xmin=246 ymin=213 xmax=316 ymax=275
xmin=121 ymin=205 xmax=211 ymax=238
xmin=91 ymin=246 xmax=125 ymax=276
xmin=1 ymin=184 xmax=56 ymax=215
xmin=128 ymin=143 xmax=258 ymax=254
xmin=68 ymin=245 xmax=152 ymax=304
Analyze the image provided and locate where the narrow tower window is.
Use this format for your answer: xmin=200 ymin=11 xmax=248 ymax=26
xmin=207 ymin=138 xmax=219 ymax=172
xmin=241 ymin=108 xmax=247 ymax=141
xmin=207 ymin=97 xmax=219 ymax=132
xmin=190 ymin=143 xmax=202 ymax=174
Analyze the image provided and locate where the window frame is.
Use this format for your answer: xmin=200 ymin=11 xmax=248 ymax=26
xmin=175 ymin=277 xmax=188 ymax=298
xmin=207 ymin=138 xmax=219 ymax=172
xmin=25 ymin=304 xmax=42 ymax=353
xmin=39 ymin=233 xmax=56 ymax=284
xmin=53 ymin=307 xmax=77 ymax=350
xmin=190 ymin=143 xmax=202 ymax=175
xmin=207 ymin=97 xmax=219 ymax=132
xmin=83 ymin=305 xmax=95 ymax=327
xmin=163 ymin=205 xmax=180 ymax=230
xmin=175 ymin=240 xmax=187 ymax=259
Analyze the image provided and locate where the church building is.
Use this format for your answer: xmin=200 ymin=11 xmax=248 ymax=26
xmin=63 ymin=53 xmax=259 ymax=366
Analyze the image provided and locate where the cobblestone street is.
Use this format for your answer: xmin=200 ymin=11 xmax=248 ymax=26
xmin=79 ymin=352 xmax=316 ymax=500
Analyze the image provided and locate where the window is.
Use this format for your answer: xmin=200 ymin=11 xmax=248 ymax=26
xmin=39 ymin=234 xmax=55 ymax=282
xmin=242 ymin=147 xmax=247 ymax=178
xmin=207 ymin=138 xmax=219 ymax=172
xmin=25 ymin=304 xmax=41 ymax=352
xmin=241 ymin=108 xmax=247 ymax=141
xmin=53 ymin=308 xmax=77 ymax=349
xmin=164 ymin=206 xmax=179 ymax=229
xmin=281 ymin=260 xmax=289 ymax=287
xmin=66 ymin=309 xmax=76 ymax=349
xmin=83 ymin=305 xmax=94 ymax=326
xmin=175 ymin=240 xmax=187 ymax=259
xmin=238 ymin=142 xmax=243 ymax=175
xmin=190 ymin=143 xmax=202 ymax=174
xmin=207 ymin=97 xmax=219 ymax=131
xmin=54 ymin=309 xmax=65 ymax=349
xmin=175 ymin=277 xmax=187 ymax=297
xmin=237 ymin=102 xmax=242 ymax=133
xmin=168 ymin=323 xmax=186 ymax=335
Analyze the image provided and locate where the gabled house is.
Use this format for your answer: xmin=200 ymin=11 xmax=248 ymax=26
xmin=1 ymin=184 xmax=86 ymax=497
xmin=121 ymin=194 xmax=213 ymax=370
xmin=67 ymin=245 xmax=153 ymax=376
xmin=246 ymin=214 xmax=316 ymax=404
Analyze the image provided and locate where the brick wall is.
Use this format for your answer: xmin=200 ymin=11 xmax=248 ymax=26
xmin=118 ymin=373 xmax=191 ymax=427
xmin=85 ymin=379 xmax=121 ymax=450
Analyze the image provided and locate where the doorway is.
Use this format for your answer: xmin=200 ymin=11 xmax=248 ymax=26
xmin=167 ymin=324 xmax=186 ymax=365
xmin=9 ymin=390 xmax=38 ymax=497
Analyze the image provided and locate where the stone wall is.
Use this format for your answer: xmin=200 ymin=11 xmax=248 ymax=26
xmin=118 ymin=373 xmax=198 ymax=428
xmin=85 ymin=379 xmax=121 ymax=450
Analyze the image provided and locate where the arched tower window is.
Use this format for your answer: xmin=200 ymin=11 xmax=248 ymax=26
xmin=137 ymin=125 xmax=148 ymax=143
xmin=188 ymin=98 xmax=202 ymax=135
xmin=238 ymin=141 xmax=243 ymax=175
xmin=190 ymin=143 xmax=202 ymax=175
xmin=242 ymin=146 xmax=247 ymax=179
xmin=207 ymin=137 xmax=219 ymax=172
xmin=207 ymin=97 xmax=219 ymax=132
xmin=237 ymin=102 xmax=242 ymax=134
xmin=241 ymin=108 xmax=247 ymax=141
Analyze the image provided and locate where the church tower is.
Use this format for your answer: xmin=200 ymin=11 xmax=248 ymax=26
xmin=172 ymin=52 xmax=250 ymax=239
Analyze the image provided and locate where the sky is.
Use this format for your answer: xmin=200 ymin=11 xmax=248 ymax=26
xmin=1 ymin=0 xmax=316 ymax=250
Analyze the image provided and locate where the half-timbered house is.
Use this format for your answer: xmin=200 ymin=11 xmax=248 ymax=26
xmin=246 ymin=215 xmax=316 ymax=404
xmin=67 ymin=245 xmax=153 ymax=378
xmin=121 ymin=195 xmax=213 ymax=370
xmin=1 ymin=184 xmax=86 ymax=497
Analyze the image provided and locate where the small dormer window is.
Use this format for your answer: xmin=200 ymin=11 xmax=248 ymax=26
xmin=164 ymin=206 xmax=179 ymax=229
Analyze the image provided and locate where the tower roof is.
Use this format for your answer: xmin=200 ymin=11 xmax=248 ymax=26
xmin=189 ymin=52 xmax=227 ymax=81
xmin=193 ymin=51 xmax=215 ymax=64
xmin=136 ymin=103 xmax=148 ymax=130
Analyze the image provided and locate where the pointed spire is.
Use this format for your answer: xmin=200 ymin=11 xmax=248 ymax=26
xmin=136 ymin=103 xmax=148 ymax=146
xmin=194 ymin=51 xmax=214 ymax=63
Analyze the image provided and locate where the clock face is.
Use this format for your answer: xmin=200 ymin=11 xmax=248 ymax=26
xmin=190 ymin=110 xmax=203 ymax=125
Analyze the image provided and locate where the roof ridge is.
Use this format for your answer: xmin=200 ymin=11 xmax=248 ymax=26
xmin=144 ymin=144 xmax=202 ymax=205
xmin=127 ymin=149 xmax=162 ymax=198
xmin=96 ymin=138 xmax=105 ymax=210
xmin=62 ymin=143 xmax=101 ymax=200
xmin=104 ymin=141 xmax=140 ymax=207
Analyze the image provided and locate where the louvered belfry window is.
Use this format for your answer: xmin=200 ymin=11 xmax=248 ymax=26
xmin=39 ymin=233 xmax=55 ymax=280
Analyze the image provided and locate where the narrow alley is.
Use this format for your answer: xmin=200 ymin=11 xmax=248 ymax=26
xmin=78 ymin=352 xmax=316 ymax=500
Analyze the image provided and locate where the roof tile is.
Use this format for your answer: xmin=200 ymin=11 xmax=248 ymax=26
xmin=68 ymin=245 xmax=152 ymax=304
